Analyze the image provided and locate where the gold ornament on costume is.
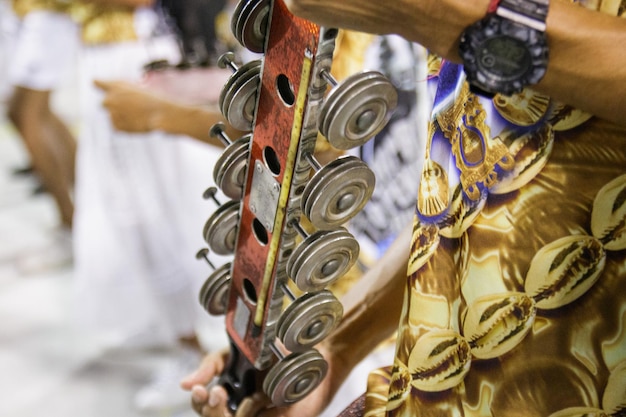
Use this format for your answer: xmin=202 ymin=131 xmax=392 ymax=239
xmin=462 ymin=292 xmax=536 ymax=359
xmin=591 ymin=174 xmax=626 ymax=251
xmin=440 ymin=85 xmax=515 ymax=200
xmin=417 ymin=123 xmax=449 ymax=218
xmin=438 ymin=183 xmax=486 ymax=238
xmin=417 ymin=158 xmax=449 ymax=217
xmin=548 ymin=103 xmax=593 ymax=131
xmin=493 ymin=88 xmax=551 ymax=126
xmin=524 ymin=235 xmax=606 ymax=310
xmin=406 ymin=219 xmax=440 ymax=276
xmin=407 ymin=329 xmax=471 ymax=392
xmin=386 ymin=364 xmax=412 ymax=410
xmin=490 ymin=123 xmax=555 ymax=194
xmin=363 ymin=367 xmax=397 ymax=416
xmin=426 ymin=53 xmax=443 ymax=77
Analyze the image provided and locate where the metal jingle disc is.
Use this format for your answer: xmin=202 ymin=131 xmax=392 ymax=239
xmin=198 ymin=263 xmax=232 ymax=315
xmin=319 ymin=72 xmax=389 ymax=133
xmin=221 ymin=71 xmax=258 ymax=124
xmin=319 ymin=72 xmax=397 ymax=150
xmin=262 ymin=349 xmax=328 ymax=407
xmin=219 ymin=61 xmax=261 ymax=123
xmin=230 ymin=0 xmax=249 ymax=40
xmin=233 ymin=0 xmax=270 ymax=53
xmin=202 ymin=200 xmax=241 ymax=255
xmin=225 ymin=74 xmax=261 ymax=131
xmin=276 ymin=290 xmax=343 ymax=352
xmin=213 ymin=135 xmax=251 ymax=200
xmin=218 ymin=60 xmax=261 ymax=110
xmin=231 ymin=0 xmax=269 ymax=52
xmin=302 ymin=155 xmax=375 ymax=230
xmin=287 ymin=229 xmax=359 ymax=292
xmin=324 ymin=79 xmax=397 ymax=149
xmin=218 ymin=60 xmax=261 ymax=120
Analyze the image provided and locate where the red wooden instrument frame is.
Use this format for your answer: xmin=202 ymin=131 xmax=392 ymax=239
xmin=225 ymin=0 xmax=322 ymax=369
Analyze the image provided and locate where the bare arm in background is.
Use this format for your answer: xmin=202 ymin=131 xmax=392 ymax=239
xmin=94 ymin=80 xmax=244 ymax=146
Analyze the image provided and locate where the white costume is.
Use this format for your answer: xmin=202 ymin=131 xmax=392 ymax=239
xmin=72 ymin=7 xmax=226 ymax=350
xmin=6 ymin=9 xmax=79 ymax=91
xmin=0 ymin=0 xmax=17 ymax=99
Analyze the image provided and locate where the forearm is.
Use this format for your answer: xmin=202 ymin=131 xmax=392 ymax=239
xmin=322 ymin=223 xmax=412 ymax=389
xmin=153 ymin=102 xmax=242 ymax=147
xmin=285 ymin=0 xmax=489 ymax=64
xmin=437 ymin=0 xmax=626 ymax=125
xmin=286 ymin=0 xmax=626 ymax=125
xmin=535 ymin=0 xmax=626 ymax=124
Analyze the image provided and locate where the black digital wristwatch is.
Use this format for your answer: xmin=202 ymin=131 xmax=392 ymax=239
xmin=458 ymin=0 xmax=550 ymax=97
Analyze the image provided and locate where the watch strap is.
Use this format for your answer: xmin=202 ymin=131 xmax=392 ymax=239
xmin=497 ymin=0 xmax=549 ymax=31
xmin=487 ymin=0 xmax=502 ymax=13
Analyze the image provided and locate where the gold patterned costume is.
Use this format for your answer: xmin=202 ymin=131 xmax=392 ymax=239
xmin=364 ymin=1 xmax=626 ymax=416
xmin=11 ymin=0 xmax=138 ymax=44
xmin=69 ymin=2 xmax=137 ymax=44
xmin=11 ymin=0 xmax=70 ymax=17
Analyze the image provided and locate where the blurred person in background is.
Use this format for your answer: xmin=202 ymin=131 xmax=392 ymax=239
xmin=69 ymin=0 xmax=229 ymax=412
xmin=0 ymin=0 xmax=16 ymax=99
xmin=158 ymin=0 xmax=228 ymax=67
xmin=4 ymin=0 xmax=79 ymax=271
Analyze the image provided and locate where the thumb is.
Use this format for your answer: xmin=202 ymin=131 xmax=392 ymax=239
xmin=236 ymin=392 xmax=273 ymax=417
xmin=181 ymin=359 xmax=220 ymax=389
xmin=93 ymin=79 xmax=111 ymax=91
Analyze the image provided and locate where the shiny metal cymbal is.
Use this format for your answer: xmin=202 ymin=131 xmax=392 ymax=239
xmin=231 ymin=0 xmax=270 ymax=53
xmin=286 ymin=228 xmax=359 ymax=292
xmin=225 ymin=75 xmax=260 ymax=132
xmin=202 ymin=200 xmax=241 ymax=255
xmin=219 ymin=60 xmax=261 ymax=131
xmin=262 ymin=349 xmax=328 ymax=407
xmin=302 ymin=155 xmax=375 ymax=230
xmin=198 ymin=263 xmax=232 ymax=315
xmin=219 ymin=60 xmax=260 ymax=110
xmin=319 ymin=71 xmax=397 ymax=150
xmin=213 ymin=134 xmax=251 ymax=200
xmin=276 ymin=290 xmax=343 ymax=352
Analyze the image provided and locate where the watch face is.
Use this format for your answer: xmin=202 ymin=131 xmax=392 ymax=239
xmin=477 ymin=36 xmax=532 ymax=81
xmin=459 ymin=14 xmax=549 ymax=96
